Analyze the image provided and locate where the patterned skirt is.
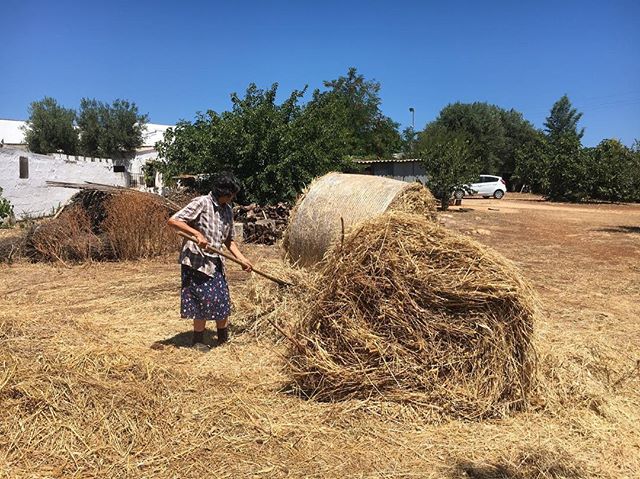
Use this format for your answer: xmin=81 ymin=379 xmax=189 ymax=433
xmin=180 ymin=263 xmax=231 ymax=321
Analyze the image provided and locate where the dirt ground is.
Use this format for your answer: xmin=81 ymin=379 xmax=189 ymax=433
xmin=1 ymin=193 xmax=639 ymax=478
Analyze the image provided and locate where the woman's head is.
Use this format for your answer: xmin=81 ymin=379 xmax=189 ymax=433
xmin=210 ymin=172 xmax=241 ymax=204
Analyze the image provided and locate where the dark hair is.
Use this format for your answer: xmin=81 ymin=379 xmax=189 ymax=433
xmin=210 ymin=171 xmax=241 ymax=198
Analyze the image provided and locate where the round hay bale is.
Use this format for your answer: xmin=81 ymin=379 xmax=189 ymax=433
xmin=288 ymin=212 xmax=537 ymax=419
xmin=283 ymin=173 xmax=436 ymax=267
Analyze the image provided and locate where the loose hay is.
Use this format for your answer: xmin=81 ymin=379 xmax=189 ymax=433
xmin=232 ymin=259 xmax=319 ymax=340
xmin=283 ymin=172 xmax=437 ymax=267
xmin=287 ymin=212 xmax=538 ymax=419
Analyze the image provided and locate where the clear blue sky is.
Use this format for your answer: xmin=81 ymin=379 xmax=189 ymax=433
xmin=1 ymin=0 xmax=638 ymax=147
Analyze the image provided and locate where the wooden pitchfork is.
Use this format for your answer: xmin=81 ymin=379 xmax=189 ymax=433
xmin=176 ymin=231 xmax=293 ymax=287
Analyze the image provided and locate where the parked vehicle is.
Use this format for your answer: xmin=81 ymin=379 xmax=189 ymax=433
xmin=454 ymin=175 xmax=506 ymax=200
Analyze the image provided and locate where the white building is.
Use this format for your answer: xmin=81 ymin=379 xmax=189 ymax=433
xmin=0 ymin=119 xmax=173 ymax=219
xmin=354 ymin=156 xmax=428 ymax=184
xmin=0 ymin=147 xmax=127 ymax=219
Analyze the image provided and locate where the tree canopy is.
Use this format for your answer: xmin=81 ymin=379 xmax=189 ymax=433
xmin=157 ymin=82 xmax=357 ymax=204
xmin=415 ymin=124 xmax=480 ymax=209
xmin=317 ymin=67 xmax=402 ymax=158
xmin=22 ymin=96 xmax=147 ymax=158
xmin=156 ymin=69 xmax=400 ymax=203
xmin=544 ymin=94 xmax=584 ymax=141
xmin=23 ymin=97 xmax=78 ymax=155
xmin=77 ymin=98 xmax=148 ymax=158
xmin=423 ymin=102 xmax=538 ymax=179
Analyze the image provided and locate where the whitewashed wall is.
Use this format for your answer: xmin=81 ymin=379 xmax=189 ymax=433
xmin=0 ymin=147 xmax=127 ymax=219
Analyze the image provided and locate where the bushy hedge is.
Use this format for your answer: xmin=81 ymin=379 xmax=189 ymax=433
xmin=514 ymin=137 xmax=640 ymax=203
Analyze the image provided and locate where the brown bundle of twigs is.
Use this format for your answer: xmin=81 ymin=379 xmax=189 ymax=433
xmin=25 ymin=190 xmax=179 ymax=263
xmin=287 ymin=212 xmax=538 ymax=419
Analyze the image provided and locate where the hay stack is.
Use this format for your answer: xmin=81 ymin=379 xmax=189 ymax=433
xmin=26 ymin=190 xmax=179 ymax=263
xmin=288 ymin=212 xmax=537 ymax=419
xmin=283 ymin=173 xmax=436 ymax=267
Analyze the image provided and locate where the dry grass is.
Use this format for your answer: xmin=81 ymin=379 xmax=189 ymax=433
xmin=388 ymin=182 xmax=437 ymax=220
xmin=232 ymin=259 xmax=319 ymax=340
xmin=26 ymin=205 xmax=102 ymax=263
xmin=102 ymin=192 xmax=180 ymax=260
xmin=1 ymin=197 xmax=639 ymax=478
xmin=285 ymin=212 xmax=537 ymax=420
xmin=22 ymin=191 xmax=179 ymax=263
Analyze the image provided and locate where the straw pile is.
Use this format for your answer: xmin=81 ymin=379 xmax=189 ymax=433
xmin=26 ymin=190 xmax=179 ymax=263
xmin=283 ymin=173 xmax=437 ymax=267
xmin=287 ymin=212 xmax=537 ymax=419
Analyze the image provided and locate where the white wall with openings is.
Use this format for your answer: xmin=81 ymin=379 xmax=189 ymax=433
xmin=0 ymin=147 xmax=127 ymax=219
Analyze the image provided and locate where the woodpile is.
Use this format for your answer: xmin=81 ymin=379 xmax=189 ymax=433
xmin=233 ymin=203 xmax=290 ymax=245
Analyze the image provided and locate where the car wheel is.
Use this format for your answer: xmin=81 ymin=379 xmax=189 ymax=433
xmin=493 ymin=190 xmax=505 ymax=199
xmin=454 ymin=190 xmax=464 ymax=200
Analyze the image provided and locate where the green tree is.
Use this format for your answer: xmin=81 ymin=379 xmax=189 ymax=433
xmin=23 ymin=97 xmax=78 ymax=155
xmin=77 ymin=98 xmax=148 ymax=158
xmin=426 ymin=102 xmax=537 ymax=180
xmin=312 ymin=67 xmax=402 ymax=158
xmin=400 ymin=126 xmax=418 ymax=158
xmin=157 ymin=83 xmax=355 ymax=204
xmin=543 ymin=95 xmax=591 ymax=201
xmin=416 ymin=124 xmax=480 ymax=210
xmin=587 ymin=139 xmax=640 ymax=202
xmin=0 ymin=187 xmax=13 ymax=224
xmin=633 ymin=140 xmax=640 ymax=201
xmin=77 ymin=98 xmax=102 ymax=157
xmin=544 ymin=94 xmax=584 ymax=141
xmin=158 ymin=70 xmax=402 ymax=203
xmin=513 ymin=130 xmax=550 ymax=193
xmin=546 ymin=134 xmax=590 ymax=202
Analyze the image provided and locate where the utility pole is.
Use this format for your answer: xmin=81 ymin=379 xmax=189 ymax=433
xmin=409 ymin=107 xmax=415 ymax=130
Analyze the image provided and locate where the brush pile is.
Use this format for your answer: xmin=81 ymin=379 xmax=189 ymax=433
xmin=26 ymin=188 xmax=180 ymax=263
xmin=233 ymin=203 xmax=290 ymax=244
xmin=286 ymin=212 xmax=537 ymax=419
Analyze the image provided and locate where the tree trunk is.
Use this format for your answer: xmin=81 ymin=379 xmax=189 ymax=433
xmin=440 ymin=194 xmax=450 ymax=211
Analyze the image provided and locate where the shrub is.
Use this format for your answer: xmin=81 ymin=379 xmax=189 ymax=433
xmin=0 ymin=187 xmax=14 ymax=225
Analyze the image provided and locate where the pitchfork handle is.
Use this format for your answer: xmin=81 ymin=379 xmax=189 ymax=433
xmin=177 ymin=231 xmax=292 ymax=287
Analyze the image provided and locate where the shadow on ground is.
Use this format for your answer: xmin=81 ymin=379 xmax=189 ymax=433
xmin=451 ymin=458 xmax=585 ymax=479
xmin=596 ymin=226 xmax=640 ymax=234
xmin=152 ymin=330 xmax=219 ymax=349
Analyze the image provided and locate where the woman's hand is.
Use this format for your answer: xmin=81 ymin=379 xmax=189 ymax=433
xmin=227 ymin=240 xmax=252 ymax=272
xmin=194 ymin=232 xmax=208 ymax=248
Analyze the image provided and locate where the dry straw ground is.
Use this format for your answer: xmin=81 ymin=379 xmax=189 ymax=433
xmin=1 ymin=194 xmax=639 ymax=478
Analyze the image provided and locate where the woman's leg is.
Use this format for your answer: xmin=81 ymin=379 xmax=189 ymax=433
xmin=192 ymin=319 xmax=207 ymax=346
xmin=215 ymin=319 xmax=229 ymax=344
xmin=215 ymin=319 xmax=228 ymax=330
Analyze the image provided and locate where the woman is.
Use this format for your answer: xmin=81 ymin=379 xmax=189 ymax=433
xmin=167 ymin=172 xmax=253 ymax=350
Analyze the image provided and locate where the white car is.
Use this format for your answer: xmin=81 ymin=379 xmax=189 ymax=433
xmin=454 ymin=175 xmax=506 ymax=200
